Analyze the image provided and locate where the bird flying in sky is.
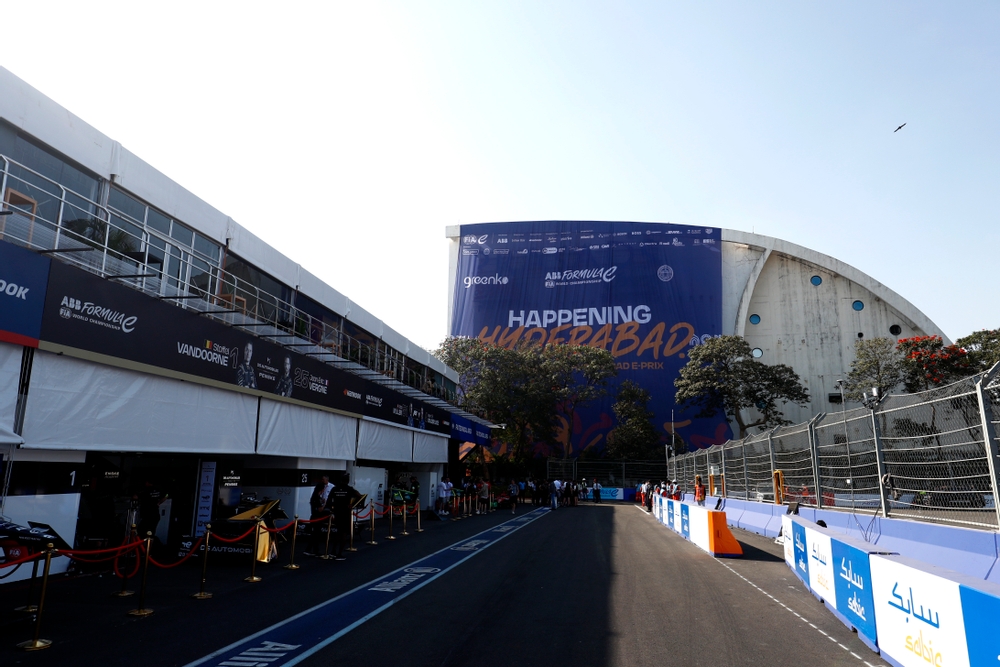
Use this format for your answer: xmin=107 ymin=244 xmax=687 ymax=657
xmin=894 ymin=123 xmax=906 ymax=132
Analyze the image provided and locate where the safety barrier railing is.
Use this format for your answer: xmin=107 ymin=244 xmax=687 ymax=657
xmin=668 ymin=361 xmax=1000 ymax=531
xmin=0 ymin=155 xmax=461 ymax=407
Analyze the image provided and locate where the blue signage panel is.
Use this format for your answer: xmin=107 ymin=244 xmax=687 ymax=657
xmin=451 ymin=222 xmax=727 ymax=456
xmin=960 ymin=584 xmax=1000 ymax=667
xmin=0 ymin=241 xmax=51 ymax=347
xmin=680 ymin=504 xmax=690 ymax=539
xmin=792 ymin=521 xmax=809 ymax=583
xmin=831 ymin=538 xmax=878 ymax=644
xmin=667 ymin=499 xmax=675 ymax=530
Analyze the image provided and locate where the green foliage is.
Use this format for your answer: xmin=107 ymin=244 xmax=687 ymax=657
xmin=434 ymin=337 xmax=616 ymax=463
xmin=606 ymin=380 xmax=661 ymax=460
xmin=673 ymin=335 xmax=810 ymax=438
xmin=955 ymin=329 xmax=1000 ymax=374
xmin=843 ymin=337 xmax=906 ymax=401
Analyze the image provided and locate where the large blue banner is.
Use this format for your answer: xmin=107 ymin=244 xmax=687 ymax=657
xmin=451 ymin=221 xmax=729 ymax=457
xmin=0 ymin=240 xmax=51 ymax=347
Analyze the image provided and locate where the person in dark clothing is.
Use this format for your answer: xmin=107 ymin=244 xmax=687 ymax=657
xmin=307 ymin=476 xmax=332 ymax=556
xmin=328 ymin=474 xmax=362 ymax=560
xmin=136 ymin=480 xmax=164 ymax=541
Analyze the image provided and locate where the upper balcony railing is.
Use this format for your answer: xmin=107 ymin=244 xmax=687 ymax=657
xmin=0 ymin=154 xmax=459 ymax=408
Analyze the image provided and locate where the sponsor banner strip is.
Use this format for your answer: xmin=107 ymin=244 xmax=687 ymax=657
xmin=184 ymin=508 xmax=550 ymax=667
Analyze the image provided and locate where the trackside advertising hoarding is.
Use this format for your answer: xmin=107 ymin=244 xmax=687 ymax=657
xmin=0 ymin=241 xmax=50 ymax=347
xmin=451 ymin=221 xmax=727 ymax=456
xmin=37 ymin=258 xmax=452 ymax=434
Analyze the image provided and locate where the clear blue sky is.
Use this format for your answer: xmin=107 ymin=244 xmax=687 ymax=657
xmin=5 ymin=1 xmax=998 ymax=349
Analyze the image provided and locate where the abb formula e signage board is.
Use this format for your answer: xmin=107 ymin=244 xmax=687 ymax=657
xmin=37 ymin=259 xmax=452 ymax=434
xmin=452 ymin=221 xmax=727 ymax=456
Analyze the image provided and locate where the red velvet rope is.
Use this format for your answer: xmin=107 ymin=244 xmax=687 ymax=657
xmin=65 ymin=544 xmax=142 ymax=564
xmin=263 ymin=522 xmax=296 ymax=534
xmin=113 ymin=547 xmax=141 ymax=579
xmin=62 ymin=541 xmax=142 ymax=557
xmin=211 ymin=524 xmax=259 ymax=544
xmin=144 ymin=537 xmax=204 ymax=569
xmin=0 ymin=550 xmax=42 ymax=569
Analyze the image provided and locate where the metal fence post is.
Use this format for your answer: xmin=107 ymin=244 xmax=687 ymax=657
xmin=767 ymin=428 xmax=778 ymax=502
xmin=808 ymin=414 xmax=823 ymax=508
xmin=721 ymin=442 xmax=727 ymax=498
xmin=741 ymin=439 xmax=749 ymax=500
xmin=870 ymin=406 xmax=890 ymax=519
xmin=975 ymin=366 xmax=1000 ymax=529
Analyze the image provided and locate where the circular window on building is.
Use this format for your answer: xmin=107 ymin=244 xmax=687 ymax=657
xmin=857 ymin=332 xmax=864 ymax=339
xmin=751 ymin=348 xmax=763 ymax=358
xmin=852 ymin=300 xmax=864 ymax=311
xmin=749 ymin=314 xmax=761 ymax=325
xmin=889 ymin=324 xmax=902 ymax=336
xmin=810 ymin=275 xmax=823 ymax=286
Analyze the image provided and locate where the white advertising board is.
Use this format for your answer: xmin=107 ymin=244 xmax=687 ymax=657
xmin=870 ymin=555 xmax=969 ymax=667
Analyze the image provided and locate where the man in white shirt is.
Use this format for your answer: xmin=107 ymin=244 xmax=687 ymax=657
xmin=437 ymin=477 xmax=453 ymax=515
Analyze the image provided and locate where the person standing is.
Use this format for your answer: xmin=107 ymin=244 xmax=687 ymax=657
xmin=508 ymin=479 xmax=519 ymax=515
xmin=328 ymin=474 xmax=362 ymax=560
xmin=136 ymin=480 xmax=165 ymax=542
xmin=592 ymin=479 xmax=602 ymax=504
xmin=694 ymin=475 xmax=707 ymax=506
xmin=307 ymin=476 xmax=333 ymax=556
xmin=437 ymin=477 xmax=451 ymax=515
xmin=478 ymin=478 xmax=490 ymax=514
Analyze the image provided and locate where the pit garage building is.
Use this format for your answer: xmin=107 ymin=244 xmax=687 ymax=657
xmin=0 ymin=68 xmax=490 ymax=583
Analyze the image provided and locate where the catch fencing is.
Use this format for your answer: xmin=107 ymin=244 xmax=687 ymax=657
xmin=667 ymin=364 xmax=1000 ymax=531
xmin=546 ymin=459 xmax=669 ymax=490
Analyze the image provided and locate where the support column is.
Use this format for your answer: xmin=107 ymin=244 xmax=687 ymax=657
xmin=975 ymin=362 xmax=1000 ymax=529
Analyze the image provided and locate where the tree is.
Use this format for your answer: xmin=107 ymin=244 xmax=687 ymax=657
xmin=543 ymin=343 xmax=618 ymax=458
xmin=843 ymin=337 xmax=907 ymax=401
xmin=896 ymin=336 xmax=972 ymax=392
xmin=955 ymin=329 xmax=1000 ymax=374
xmin=434 ymin=337 xmax=616 ymax=465
xmin=606 ymin=381 xmax=661 ymax=460
xmin=674 ymin=335 xmax=810 ymax=438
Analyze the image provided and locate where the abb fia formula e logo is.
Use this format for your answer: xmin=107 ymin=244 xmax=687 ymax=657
xmin=463 ymin=234 xmax=489 ymax=245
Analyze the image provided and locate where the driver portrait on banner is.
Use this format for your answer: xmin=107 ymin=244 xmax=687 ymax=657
xmin=237 ymin=341 xmax=257 ymax=389
xmin=274 ymin=355 xmax=293 ymax=397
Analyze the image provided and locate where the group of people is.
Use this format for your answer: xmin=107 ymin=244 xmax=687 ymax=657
xmin=307 ymin=473 xmax=363 ymax=560
xmin=636 ymin=475 xmax=708 ymax=511
xmin=539 ymin=478 xmax=606 ymax=509
xmin=436 ymin=476 xmax=498 ymax=516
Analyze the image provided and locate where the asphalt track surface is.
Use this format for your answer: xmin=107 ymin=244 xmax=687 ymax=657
xmin=0 ymin=503 xmax=891 ymax=667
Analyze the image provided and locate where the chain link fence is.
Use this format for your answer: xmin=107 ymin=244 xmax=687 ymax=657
xmin=667 ymin=365 xmax=1000 ymax=531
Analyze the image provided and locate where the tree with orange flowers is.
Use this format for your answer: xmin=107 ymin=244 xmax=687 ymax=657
xmin=896 ymin=336 xmax=972 ymax=392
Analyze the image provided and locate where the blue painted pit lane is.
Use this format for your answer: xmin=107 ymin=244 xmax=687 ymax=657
xmin=185 ymin=507 xmax=550 ymax=667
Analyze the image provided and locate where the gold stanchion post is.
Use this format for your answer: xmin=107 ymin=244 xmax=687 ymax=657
xmin=347 ymin=506 xmax=358 ymax=552
xmin=17 ymin=543 xmax=54 ymax=651
xmin=284 ymin=516 xmax=300 ymax=570
xmin=366 ymin=500 xmax=378 ymax=545
xmin=401 ymin=502 xmax=410 ymax=536
xmin=416 ymin=500 xmax=424 ymax=532
xmin=113 ymin=524 xmax=137 ymax=597
xmin=245 ymin=517 xmax=263 ymax=582
xmin=192 ymin=524 xmax=213 ymax=599
xmin=385 ymin=501 xmax=396 ymax=540
xmin=320 ymin=514 xmax=333 ymax=560
xmin=128 ymin=532 xmax=154 ymax=617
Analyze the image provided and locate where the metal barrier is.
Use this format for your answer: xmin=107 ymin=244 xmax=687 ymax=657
xmin=668 ymin=362 xmax=1000 ymax=531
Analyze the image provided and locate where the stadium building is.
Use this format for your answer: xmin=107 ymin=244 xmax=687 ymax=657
xmin=446 ymin=222 xmax=946 ymax=455
xmin=0 ymin=68 xmax=491 ymax=582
